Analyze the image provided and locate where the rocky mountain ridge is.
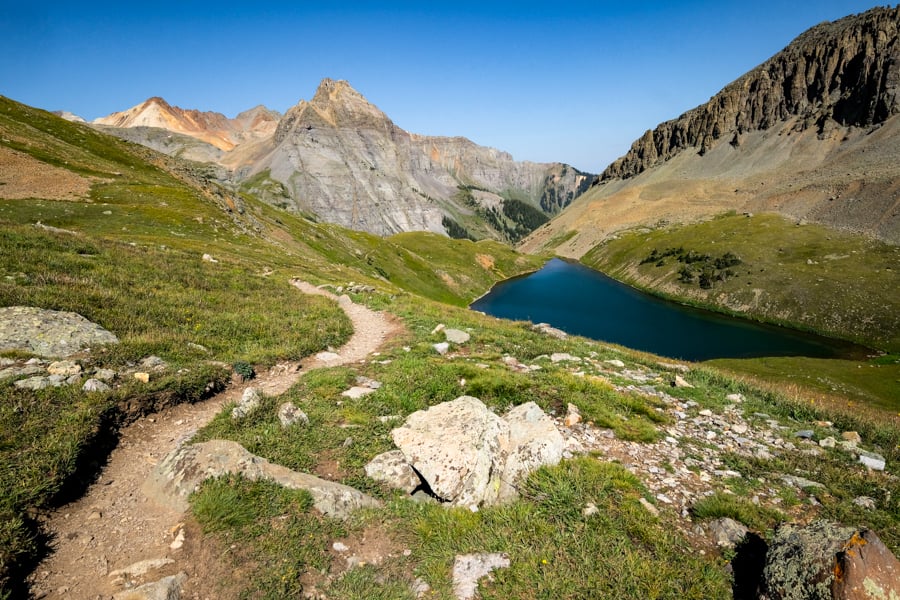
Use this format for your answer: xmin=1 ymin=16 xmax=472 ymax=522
xmin=523 ymin=5 xmax=900 ymax=257
xmin=93 ymin=79 xmax=592 ymax=240
xmin=93 ymin=97 xmax=280 ymax=152
xmin=602 ymin=6 xmax=900 ymax=181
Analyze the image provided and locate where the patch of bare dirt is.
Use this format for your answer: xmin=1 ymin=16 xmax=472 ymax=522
xmin=28 ymin=282 xmax=404 ymax=599
xmin=0 ymin=146 xmax=96 ymax=200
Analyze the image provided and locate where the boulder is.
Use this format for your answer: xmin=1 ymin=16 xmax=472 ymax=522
xmin=392 ymin=396 xmax=509 ymax=507
xmin=144 ymin=439 xmax=379 ymax=519
xmin=364 ymin=450 xmax=421 ymax=493
xmin=389 ymin=397 xmax=564 ymax=507
xmin=761 ymin=521 xmax=900 ymax=600
xmin=500 ymin=402 xmax=564 ymax=501
xmin=433 ymin=342 xmax=450 ymax=355
xmin=673 ymin=375 xmax=694 ymax=388
xmin=0 ymin=306 xmax=119 ymax=358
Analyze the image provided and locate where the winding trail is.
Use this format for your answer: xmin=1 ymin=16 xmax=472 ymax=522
xmin=29 ymin=282 xmax=402 ymax=599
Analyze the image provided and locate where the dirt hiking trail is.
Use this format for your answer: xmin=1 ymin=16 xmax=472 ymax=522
xmin=29 ymin=281 xmax=402 ymax=599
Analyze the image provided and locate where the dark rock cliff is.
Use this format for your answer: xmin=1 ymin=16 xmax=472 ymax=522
xmin=602 ymin=6 xmax=900 ymax=181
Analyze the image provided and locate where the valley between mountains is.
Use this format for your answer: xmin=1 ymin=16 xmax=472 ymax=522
xmin=1 ymin=5 xmax=900 ymax=600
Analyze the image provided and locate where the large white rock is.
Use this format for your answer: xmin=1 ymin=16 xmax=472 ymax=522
xmin=499 ymin=402 xmax=565 ymax=501
xmin=392 ymin=396 xmax=509 ymax=507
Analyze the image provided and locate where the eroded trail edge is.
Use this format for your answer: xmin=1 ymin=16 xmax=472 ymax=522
xmin=29 ymin=281 xmax=401 ymax=600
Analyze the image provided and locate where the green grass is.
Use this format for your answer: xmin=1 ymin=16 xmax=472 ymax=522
xmin=690 ymin=493 xmax=784 ymax=533
xmin=708 ymin=355 xmax=900 ymax=414
xmin=582 ymin=213 xmax=900 ymax=351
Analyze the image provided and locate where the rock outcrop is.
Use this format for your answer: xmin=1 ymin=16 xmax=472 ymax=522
xmin=145 ymin=439 xmax=379 ymax=520
xmin=379 ymin=397 xmax=564 ymax=507
xmin=602 ymin=7 xmax=900 ymax=181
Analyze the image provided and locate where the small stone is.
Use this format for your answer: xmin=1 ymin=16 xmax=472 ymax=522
xmin=639 ymin=497 xmax=660 ymax=516
xmin=232 ymin=387 xmax=262 ymax=419
xmin=852 ymin=496 xmax=877 ymax=510
xmin=342 ymin=386 xmax=377 ymax=399
xmin=133 ymin=372 xmax=150 ymax=383
xmin=88 ymin=510 xmax=102 ymax=520
xmin=583 ymin=502 xmax=599 ymax=517
xmin=732 ymin=423 xmax=748 ymax=435
xmin=841 ymin=431 xmax=862 ymax=444
xmin=169 ymin=529 xmax=185 ymax=550
xmin=605 ymin=359 xmax=625 ymax=368
xmin=202 ymin=253 xmax=218 ymax=262
xmin=550 ymin=352 xmax=580 ymax=363
xmin=708 ymin=517 xmax=749 ymax=548
xmin=444 ymin=328 xmax=470 ymax=344
xmin=698 ymin=409 xmax=713 ymax=417
xmin=858 ymin=451 xmax=886 ymax=471
xmin=48 ymin=360 xmax=81 ymax=376
xmin=431 ymin=324 xmax=445 ymax=335
xmin=726 ymin=393 xmax=744 ymax=402
xmin=656 ymin=493 xmax=673 ymax=504
xmin=673 ymin=375 xmax=693 ymax=388
xmin=94 ymin=368 xmax=116 ymax=381
xmin=277 ymin=402 xmax=308 ymax=427
xmin=333 ymin=541 xmax=349 ymax=552
xmin=818 ymin=436 xmax=836 ymax=448
xmin=433 ymin=342 xmax=450 ymax=355
xmin=452 ymin=553 xmax=511 ymax=600
xmin=794 ymin=430 xmax=814 ymax=439
xmin=82 ymin=378 xmax=110 ymax=393
xmin=564 ymin=403 xmax=582 ymax=427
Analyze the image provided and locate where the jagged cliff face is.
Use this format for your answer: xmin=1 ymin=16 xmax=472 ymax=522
xmin=602 ymin=7 xmax=900 ymax=181
xmin=522 ymin=6 xmax=900 ymax=257
xmin=233 ymin=79 xmax=592 ymax=238
xmin=93 ymin=98 xmax=279 ymax=151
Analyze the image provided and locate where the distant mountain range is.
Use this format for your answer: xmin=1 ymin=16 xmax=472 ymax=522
xmin=522 ymin=5 xmax=900 ymax=256
xmin=88 ymin=81 xmax=592 ymax=240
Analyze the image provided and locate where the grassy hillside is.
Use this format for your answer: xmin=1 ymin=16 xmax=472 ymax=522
xmin=582 ymin=213 xmax=900 ymax=352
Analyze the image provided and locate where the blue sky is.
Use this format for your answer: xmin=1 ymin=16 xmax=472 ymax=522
xmin=2 ymin=1 xmax=885 ymax=172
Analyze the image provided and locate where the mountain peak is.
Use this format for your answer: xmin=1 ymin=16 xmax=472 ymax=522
xmin=275 ymin=78 xmax=392 ymax=141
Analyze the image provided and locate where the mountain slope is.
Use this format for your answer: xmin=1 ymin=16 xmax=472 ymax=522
xmin=522 ymin=6 xmax=900 ymax=257
xmin=93 ymin=80 xmax=592 ymax=240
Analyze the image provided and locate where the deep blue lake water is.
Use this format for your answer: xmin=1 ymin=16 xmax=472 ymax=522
xmin=470 ymin=259 xmax=870 ymax=361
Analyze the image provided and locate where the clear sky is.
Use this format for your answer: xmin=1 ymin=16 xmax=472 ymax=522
xmin=1 ymin=1 xmax=887 ymax=173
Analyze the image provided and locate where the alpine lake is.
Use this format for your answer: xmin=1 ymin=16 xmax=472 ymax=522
xmin=470 ymin=258 xmax=871 ymax=362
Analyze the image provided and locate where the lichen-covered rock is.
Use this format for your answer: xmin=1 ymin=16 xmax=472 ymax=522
xmin=231 ymin=387 xmax=262 ymax=419
xmin=277 ymin=402 xmax=308 ymax=427
xmin=0 ymin=306 xmax=119 ymax=358
xmin=761 ymin=520 xmax=900 ymax=600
